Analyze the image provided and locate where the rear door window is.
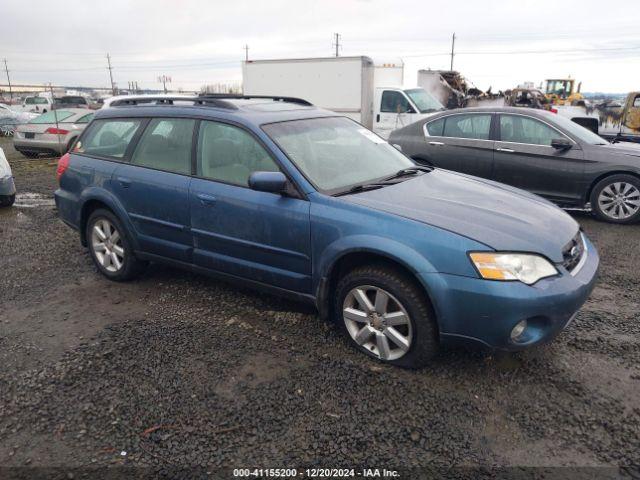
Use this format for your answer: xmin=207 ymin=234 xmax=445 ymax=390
xmin=78 ymin=119 xmax=143 ymax=159
xmin=442 ymin=114 xmax=492 ymax=140
xmin=130 ymin=118 xmax=195 ymax=175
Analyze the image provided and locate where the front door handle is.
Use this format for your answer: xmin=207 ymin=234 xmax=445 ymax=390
xmin=116 ymin=177 xmax=131 ymax=188
xmin=429 ymin=141 xmax=445 ymax=146
xmin=496 ymin=147 xmax=515 ymax=153
xmin=196 ymin=193 xmax=217 ymax=206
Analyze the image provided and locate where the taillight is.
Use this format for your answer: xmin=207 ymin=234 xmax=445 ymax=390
xmin=56 ymin=153 xmax=70 ymax=182
xmin=550 ymin=108 xmax=558 ymax=114
xmin=45 ymin=127 xmax=70 ymax=135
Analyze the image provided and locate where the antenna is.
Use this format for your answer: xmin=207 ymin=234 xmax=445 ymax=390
xmin=244 ymin=44 xmax=249 ymax=62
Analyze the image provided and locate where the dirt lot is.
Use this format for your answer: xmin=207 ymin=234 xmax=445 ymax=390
xmin=0 ymin=136 xmax=639 ymax=477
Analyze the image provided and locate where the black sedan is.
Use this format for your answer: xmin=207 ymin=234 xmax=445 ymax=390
xmin=389 ymin=107 xmax=640 ymax=224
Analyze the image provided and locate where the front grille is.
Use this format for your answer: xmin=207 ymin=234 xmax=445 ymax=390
xmin=562 ymin=232 xmax=585 ymax=272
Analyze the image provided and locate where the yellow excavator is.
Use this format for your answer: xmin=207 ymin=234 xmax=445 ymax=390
xmin=544 ymin=78 xmax=584 ymax=105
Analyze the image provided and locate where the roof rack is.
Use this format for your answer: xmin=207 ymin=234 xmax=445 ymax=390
xmin=197 ymin=94 xmax=313 ymax=106
xmin=109 ymin=94 xmax=313 ymax=109
xmin=110 ymin=96 xmax=236 ymax=110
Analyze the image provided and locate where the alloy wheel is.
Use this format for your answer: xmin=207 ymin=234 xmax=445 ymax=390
xmin=598 ymin=182 xmax=640 ymax=220
xmin=91 ymin=218 xmax=125 ymax=273
xmin=342 ymin=285 xmax=413 ymax=361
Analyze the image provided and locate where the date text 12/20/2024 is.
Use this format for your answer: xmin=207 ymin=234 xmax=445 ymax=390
xmin=233 ymin=468 xmax=400 ymax=478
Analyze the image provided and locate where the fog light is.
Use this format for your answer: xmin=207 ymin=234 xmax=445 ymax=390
xmin=510 ymin=320 xmax=527 ymax=341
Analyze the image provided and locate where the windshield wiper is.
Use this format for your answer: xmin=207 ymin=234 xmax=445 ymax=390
xmin=334 ymin=167 xmax=433 ymax=197
xmin=382 ymin=166 xmax=432 ymax=182
xmin=333 ymin=183 xmax=388 ymax=196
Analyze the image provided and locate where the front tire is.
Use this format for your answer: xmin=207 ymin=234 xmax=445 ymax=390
xmin=590 ymin=174 xmax=640 ymax=224
xmin=86 ymin=209 xmax=146 ymax=281
xmin=334 ymin=265 xmax=439 ymax=369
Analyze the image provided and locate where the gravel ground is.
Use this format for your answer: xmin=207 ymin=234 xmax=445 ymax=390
xmin=0 ymin=137 xmax=639 ymax=477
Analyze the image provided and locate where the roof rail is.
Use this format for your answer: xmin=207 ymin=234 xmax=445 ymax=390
xmin=109 ymin=96 xmax=240 ymax=110
xmin=109 ymin=95 xmax=313 ymax=109
xmin=197 ymin=94 xmax=313 ymax=106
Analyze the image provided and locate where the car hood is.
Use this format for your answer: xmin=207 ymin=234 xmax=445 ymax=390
xmin=340 ymin=169 xmax=579 ymax=263
xmin=597 ymin=142 xmax=640 ymax=158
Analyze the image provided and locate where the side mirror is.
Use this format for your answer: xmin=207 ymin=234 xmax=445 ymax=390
xmin=248 ymin=171 xmax=288 ymax=194
xmin=551 ymin=138 xmax=573 ymax=150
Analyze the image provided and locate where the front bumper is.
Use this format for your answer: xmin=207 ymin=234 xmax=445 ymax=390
xmin=419 ymin=235 xmax=599 ymax=350
xmin=0 ymin=175 xmax=16 ymax=197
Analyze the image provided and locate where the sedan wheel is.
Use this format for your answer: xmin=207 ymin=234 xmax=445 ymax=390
xmin=343 ymin=285 xmax=412 ymax=361
xmin=597 ymin=181 xmax=640 ymax=220
xmin=91 ymin=218 xmax=125 ymax=273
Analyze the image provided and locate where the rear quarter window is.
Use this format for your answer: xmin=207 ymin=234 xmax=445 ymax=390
xmin=425 ymin=118 xmax=445 ymax=136
xmin=76 ymin=119 xmax=142 ymax=159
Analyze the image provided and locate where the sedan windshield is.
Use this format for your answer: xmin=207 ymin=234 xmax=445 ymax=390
xmin=405 ymin=88 xmax=445 ymax=113
xmin=263 ymin=117 xmax=414 ymax=193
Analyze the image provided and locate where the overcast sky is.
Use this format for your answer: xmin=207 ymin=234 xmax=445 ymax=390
xmin=1 ymin=0 xmax=639 ymax=93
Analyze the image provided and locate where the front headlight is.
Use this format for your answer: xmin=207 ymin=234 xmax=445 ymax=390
xmin=469 ymin=252 xmax=558 ymax=285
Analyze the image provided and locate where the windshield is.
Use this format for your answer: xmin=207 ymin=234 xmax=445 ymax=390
xmin=405 ymin=88 xmax=444 ymax=113
xmin=544 ymin=112 xmax=608 ymax=145
xmin=263 ymin=117 xmax=414 ymax=193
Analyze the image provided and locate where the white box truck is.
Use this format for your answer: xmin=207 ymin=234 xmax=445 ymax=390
xmin=242 ymin=56 xmax=444 ymax=138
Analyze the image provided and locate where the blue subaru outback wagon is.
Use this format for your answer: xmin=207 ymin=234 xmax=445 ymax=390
xmin=55 ymin=95 xmax=599 ymax=368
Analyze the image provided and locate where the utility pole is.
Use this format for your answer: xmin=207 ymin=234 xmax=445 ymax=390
xmin=333 ymin=33 xmax=341 ymax=57
xmin=106 ymin=53 xmax=116 ymax=96
xmin=450 ymin=32 xmax=456 ymax=71
xmin=158 ymin=75 xmax=171 ymax=93
xmin=3 ymin=59 xmax=13 ymax=102
xmin=244 ymin=44 xmax=249 ymax=62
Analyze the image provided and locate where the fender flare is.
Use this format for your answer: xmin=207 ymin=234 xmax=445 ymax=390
xmin=78 ymin=188 xmax=139 ymax=250
xmin=314 ymin=234 xmax=438 ymax=317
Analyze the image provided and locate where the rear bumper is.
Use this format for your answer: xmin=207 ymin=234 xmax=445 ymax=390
xmin=54 ymin=188 xmax=80 ymax=230
xmin=14 ymin=138 xmax=66 ymax=155
xmin=0 ymin=175 xmax=16 ymax=196
xmin=420 ymin=235 xmax=599 ymax=350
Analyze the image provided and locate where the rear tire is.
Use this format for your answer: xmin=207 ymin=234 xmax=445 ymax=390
xmin=86 ymin=208 xmax=146 ymax=281
xmin=590 ymin=174 xmax=640 ymax=224
xmin=334 ymin=264 xmax=439 ymax=369
xmin=0 ymin=194 xmax=15 ymax=207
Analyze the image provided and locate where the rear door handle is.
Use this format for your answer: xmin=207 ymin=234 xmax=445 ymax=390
xmin=116 ymin=177 xmax=131 ymax=188
xmin=196 ymin=193 xmax=217 ymax=206
xmin=496 ymin=147 xmax=515 ymax=153
xmin=429 ymin=141 xmax=445 ymax=146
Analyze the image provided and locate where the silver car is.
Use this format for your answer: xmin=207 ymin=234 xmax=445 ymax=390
xmin=13 ymin=109 xmax=94 ymax=158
